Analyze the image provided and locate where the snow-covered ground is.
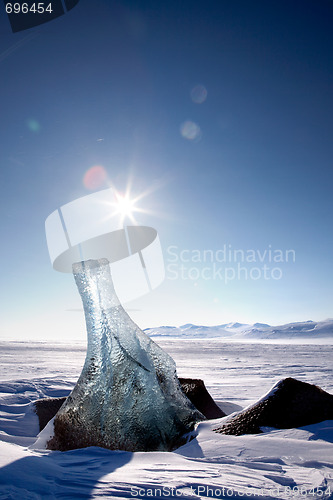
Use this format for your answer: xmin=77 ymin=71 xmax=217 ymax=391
xmin=0 ymin=338 xmax=332 ymax=499
xmin=145 ymin=319 xmax=333 ymax=341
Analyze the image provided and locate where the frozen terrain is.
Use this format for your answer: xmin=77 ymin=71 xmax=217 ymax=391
xmin=0 ymin=338 xmax=332 ymax=499
xmin=145 ymin=319 xmax=333 ymax=341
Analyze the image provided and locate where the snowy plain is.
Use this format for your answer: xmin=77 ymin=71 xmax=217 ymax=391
xmin=0 ymin=335 xmax=332 ymax=499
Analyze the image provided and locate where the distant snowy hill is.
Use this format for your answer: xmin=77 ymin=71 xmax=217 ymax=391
xmin=144 ymin=319 xmax=333 ymax=339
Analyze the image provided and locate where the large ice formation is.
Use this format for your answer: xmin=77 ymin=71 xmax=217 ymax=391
xmin=47 ymin=258 xmax=203 ymax=452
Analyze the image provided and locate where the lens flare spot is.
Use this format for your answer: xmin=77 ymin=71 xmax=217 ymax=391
xmin=83 ymin=165 xmax=108 ymax=190
xmin=180 ymin=120 xmax=202 ymax=141
xmin=190 ymin=84 xmax=207 ymax=104
xmin=27 ymin=119 xmax=41 ymax=132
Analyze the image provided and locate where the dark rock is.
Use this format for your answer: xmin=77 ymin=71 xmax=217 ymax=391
xmin=215 ymin=378 xmax=333 ymax=436
xmin=34 ymin=397 xmax=66 ymax=432
xmin=34 ymin=377 xmax=223 ymax=433
xmin=179 ymin=378 xmax=226 ymax=419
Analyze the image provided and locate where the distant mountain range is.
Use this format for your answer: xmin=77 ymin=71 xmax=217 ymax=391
xmin=144 ymin=319 xmax=333 ymax=339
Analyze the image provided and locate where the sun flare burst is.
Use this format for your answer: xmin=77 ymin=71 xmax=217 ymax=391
xmin=115 ymin=193 xmax=135 ymax=218
xmin=98 ymin=173 xmax=170 ymax=229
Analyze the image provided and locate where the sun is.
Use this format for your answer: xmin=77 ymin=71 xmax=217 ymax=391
xmin=102 ymin=175 xmax=165 ymax=227
xmin=115 ymin=193 xmax=135 ymax=218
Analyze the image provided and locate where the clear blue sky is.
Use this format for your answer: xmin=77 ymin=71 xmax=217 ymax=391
xmin=0 ymin=0 xmax=332 ymax=340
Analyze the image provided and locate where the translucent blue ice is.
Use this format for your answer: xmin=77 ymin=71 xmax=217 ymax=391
xmin=48 ymin=259 xmax=203 ymax=451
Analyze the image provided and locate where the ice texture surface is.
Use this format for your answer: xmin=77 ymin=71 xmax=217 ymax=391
xmin=47 ymin=259 xmax=203 ymax=452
